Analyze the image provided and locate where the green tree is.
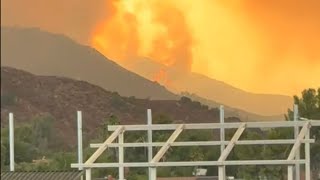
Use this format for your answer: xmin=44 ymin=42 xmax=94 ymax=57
xmin=1 ymin=124 xmax=40 ymax=167
xmin=288 ymin=88 xmax=320 ymax=119
xmin=51 ymin=152 xmax=77 ymax=170
xmin=234 ymin=131 xmax=264 ymax=179
xmin=97 ymin=115 xmax=120 ymax=166
xmin=152 ymin=114 xmax=174 ymax=163
xmin=259 ymin=127 xmax=293 ymax=179
xmin=1 ymin=138 xmax=8 ymax=168
xmin=286 ymin=88 xmax=320 ymax=179
xmin=110 ymin=92 xmax=128 ymax=110
xmin=98 ymin=115 xmax=120 ymax=140
xmin=31 ymin=115 xmax=55 ymax=152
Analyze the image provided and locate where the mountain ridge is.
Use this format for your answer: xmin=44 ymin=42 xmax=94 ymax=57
xmin=180 ymin=92 xmax=285 ymax=121
xmin=1 ymin=26 xmax=292 ymax=118
xmin=127 ymin=59 xmax=293 ymax=116
xmin=1 ymin=26 xmax=177 ymax=100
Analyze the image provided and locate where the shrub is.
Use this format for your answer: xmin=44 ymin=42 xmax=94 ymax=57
xmin=1 ymin=93 xmax=16 ymax=106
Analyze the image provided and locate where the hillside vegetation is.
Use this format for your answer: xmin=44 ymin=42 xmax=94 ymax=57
xmin=1 ymin=67 xmax=319 ymax=179
xmin=1 ymin=66 xmax=239 ymax=147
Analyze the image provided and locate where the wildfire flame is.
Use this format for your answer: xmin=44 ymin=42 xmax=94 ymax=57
xmin=152 ymin=69 xmax=168 ymax=84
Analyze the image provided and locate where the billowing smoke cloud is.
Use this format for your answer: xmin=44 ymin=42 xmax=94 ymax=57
xmin=238 ymin=0 xmax=320 ymax=65
xmin=2 ymin=0 xmax=320 ymax=95
xmin=178 ymin=0 xmax=320 ymax=95
xmin=92 ymin=0 xmax=193 ymax=73
xmin=147 ymin=2 xmax=193 ymax=72
xmin=91 ymin=0 xmax=140 ymax=64
xmin=91 ymin=0 xmax=320 ymax=95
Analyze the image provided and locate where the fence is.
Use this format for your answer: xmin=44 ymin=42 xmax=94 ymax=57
xmin=71 ymin=105 xmax=320 ymax=180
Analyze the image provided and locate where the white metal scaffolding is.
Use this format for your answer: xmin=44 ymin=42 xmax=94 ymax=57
xmin=71 ymin=108 xmax=320 ymax=180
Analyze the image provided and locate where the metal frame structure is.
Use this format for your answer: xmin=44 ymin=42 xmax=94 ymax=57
xmin=71 ymin=106 xmax=320 ymax=180
xmin=9 ymin=113 xmax=15 ymax=172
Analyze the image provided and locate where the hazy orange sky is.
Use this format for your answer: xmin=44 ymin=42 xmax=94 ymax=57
xmin=2 ymin=0 xmax=320 ymax=95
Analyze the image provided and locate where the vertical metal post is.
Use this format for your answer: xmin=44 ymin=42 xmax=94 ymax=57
xmin=288 ymin=166 xmax=294 ymax=180
xmin=118 ymin=131 xmax=124 ymax=180
xmin=86 ymin=169 xmax=91 ymax=180
xmin=150 ymin=167 xmax=157 ymax=180
xmin=294 ymin=104 xmax=300 ymax=180
xmin=77 ymin=111 xmax=83 ymax=171
xmin=305 ymin=126 xmax=310 ymax=180
xmin=219 ymin=106 xmax=225 ymax=180
xmin=147 ymin=109 xmax=153 ymax=180
xmin=9 ymin=113 xmax=14 ymax=172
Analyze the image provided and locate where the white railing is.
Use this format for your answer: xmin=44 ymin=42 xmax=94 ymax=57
xmin=71 ymin=106 xmax=320 ymax=180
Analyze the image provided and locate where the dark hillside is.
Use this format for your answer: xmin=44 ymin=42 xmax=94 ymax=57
xmin=1 ymin=67 xmax=239 ymax=148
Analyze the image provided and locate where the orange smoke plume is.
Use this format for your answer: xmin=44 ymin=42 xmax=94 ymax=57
xmin=92 ymin=0 xmax=193 ymax=72
xmin=92 ymin=0 xmax=320 ymax=95
xmin=2 ymin=0 xmax=319 ymax=95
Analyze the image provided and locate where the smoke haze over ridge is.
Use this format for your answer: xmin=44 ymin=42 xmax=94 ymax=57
xmin=2 ymin=0 xmax=320 ymax=95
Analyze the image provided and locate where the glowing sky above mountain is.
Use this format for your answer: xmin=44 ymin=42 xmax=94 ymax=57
xmin=2 ymin=0 xmax=320 ymax=95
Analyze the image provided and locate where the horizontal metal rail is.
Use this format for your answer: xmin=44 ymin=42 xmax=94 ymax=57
xmin=71 ymin=160 xmax=306 ymax=168
xmin=90 ymin=139 xmax=315 ymax=148
xmin=107 ymin=121 xmax=320 ymax=131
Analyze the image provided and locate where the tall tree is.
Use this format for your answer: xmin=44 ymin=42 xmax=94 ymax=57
xmin=287 ymin=88 xmax=320 ymax=179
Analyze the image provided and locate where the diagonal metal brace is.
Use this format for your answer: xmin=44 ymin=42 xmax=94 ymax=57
xmin=287 ymin=122 xmax=311 ymax=160
xmin=151 ymin=124 xmax=185 ymax=163
xmin=85 ymin=126 xmax=125 ymax=164
xmin=218 ymin=123 xmax=246 ymax=162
